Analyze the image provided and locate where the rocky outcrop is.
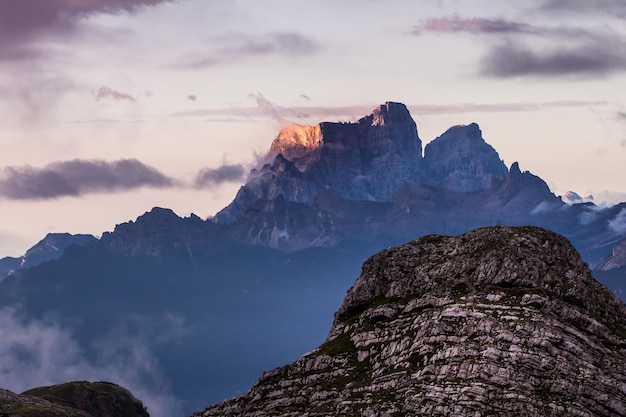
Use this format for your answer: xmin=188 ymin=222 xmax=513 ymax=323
xmin=423 ymin=123 xmax=508 ymax=192
xmin=100 ymin=207 xmax=232 ymax=258
xmin=193 ymin=226 xmax=626 ymax=417
xmin=596 ymin=239 xmax=626 ymax=270
xmin=1 ymin=381 xmax=148 ymax=417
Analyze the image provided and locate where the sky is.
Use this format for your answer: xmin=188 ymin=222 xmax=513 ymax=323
xmin=1 ymin=0 xmax=626 ymax=257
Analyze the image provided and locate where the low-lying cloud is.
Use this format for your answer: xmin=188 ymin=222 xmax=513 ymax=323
xmin=0 ymin=307 xmax=183 ymax=417
xmin=0 ymin=159 xmax=174 ymax=200
xmin=172 ymin=100 xmax=607 ymax=123
xmin=194 ymin=164 xmax=245 ymax=188
xmin=609 ymin=208 xmax=626 ymax=233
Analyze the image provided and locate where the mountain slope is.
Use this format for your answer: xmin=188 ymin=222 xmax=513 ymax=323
xmin=0 ymin=233 xmax=97 ymax=281
xmin=194 ymin=226 xmax=626 ymax=417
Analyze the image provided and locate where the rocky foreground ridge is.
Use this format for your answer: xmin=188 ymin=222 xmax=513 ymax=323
xmin=193 ymin=226 xmax=626 ymax=417
xmin=0 ymin=381 xmax=149 ymax=417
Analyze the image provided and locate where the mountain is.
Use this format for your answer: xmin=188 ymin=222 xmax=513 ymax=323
xmin=213 ymin=102 xmax=624 ymax=261
xmin=193 ymin=226 xmax=626 ymax=417
xmin=1 ymin=381 xmax=148 ymax=417
xmin=596 ymin=238 xmax=626 ymax=271
xmin=1 ymin=102 xmax=626 ymax=415
xmin=422 ymin=122 xmax=508 ymax=192
xmin=216 ymin=102 xmax=423 ymax=223
xmin=0 ymin=233 xmax=97 ymax=281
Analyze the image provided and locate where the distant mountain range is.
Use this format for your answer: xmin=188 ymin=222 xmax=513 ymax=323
xmin=1 ymin=102 xmax=625 ymax=415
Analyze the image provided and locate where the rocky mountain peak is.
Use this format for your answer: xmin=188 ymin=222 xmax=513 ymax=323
xmin=194 ymin=225 xmax=626 ymax=417
xmin=100 ymin=207 xmax=230 ymax=258
xmin=215 ymin=102 xmax=423 ymax=222
xmin=334 ymin=225 xmax=619 ymax=324
xmin=366 ymin=101 xmax=414 ymax=127
xmin=423 ymin=123 xmax=508 ymax=192
xmin=268 ymin=123 xmax=323 ymax=171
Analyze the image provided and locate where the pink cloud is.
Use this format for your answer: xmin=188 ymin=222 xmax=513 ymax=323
xmin=96 ymin=86 xmax=135 ymax=102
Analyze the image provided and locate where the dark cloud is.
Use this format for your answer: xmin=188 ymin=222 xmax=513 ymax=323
xmin=0 ymin=0 xmax=175 ymax=61
xmin=194 ymin=164 xmax=245 ymax=188
xmin=412 ymin=14 xmax=626 ymax=78
xmin=412 ymin=17 xmax=533 ymax=35
xmin=175 ymin=32 xmax=318 ymax=69
xmin=481 ymin=38 xmax=626 ymax=77
xmin=96 ymin=86 xmax=136 ymax=102
xmin=0 ymin=159 xmax=174 ymax=200
xmin=539 ymin=0 xmax=626 ymax=18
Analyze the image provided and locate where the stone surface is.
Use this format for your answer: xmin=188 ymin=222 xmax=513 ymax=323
xmin=423 ymin=123 xmax=508 ymax=192
xmin=596 ymin=239 xmax=626 ymax=271
xmin=193 ymin=226 xmax=626 ymax=417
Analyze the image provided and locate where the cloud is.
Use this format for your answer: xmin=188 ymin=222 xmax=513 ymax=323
xmin=530 ymin=201 xmax=559 ymax=215
xmin=248 ymin=93 xmax=288 ymax=124
xmin=609 ymin=209 xmax=626 ymax=233
xmin=0 ymin=0 xmax=175 ymax=61
xmin=481 ymin=38 xmax=626 ymax=78
xmin=411 ymin=13 xmax=626 ymax=78
xmin=412 ymin=17 xmax=533 ymax=35
xmin=194 ymin=164 xmax=245 ymax=188
xmin=96 ymin=86 xmax=136 ymax=102
xmin=174 ymin=32 xmax=318 ymax=69
xmin=539 ymin=0 xmax=626 ymax=18
xmin=0 ymin=159 xmax=174 ymax=200
xmin=0 ymin=307 xmax=182 ymax=417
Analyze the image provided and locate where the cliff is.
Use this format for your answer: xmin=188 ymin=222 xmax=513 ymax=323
xmin=193 ymin=226 xmax=626 ymax=417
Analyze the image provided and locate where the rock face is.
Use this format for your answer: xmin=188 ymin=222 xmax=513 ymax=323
xmin=596 ymin=239 xmax=626 ymax=271
xmin=423 ymin=123 xmax=508 ymax=192
xmin=215 ymin=102 xmax=423 ymax=222
xmin=100 ymin=207 xmax=232 ymax=259
xmin=193 ymin=226 xmax=626 ymax=417
xmin=0 ymin=381 xmax=149 ymax=417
